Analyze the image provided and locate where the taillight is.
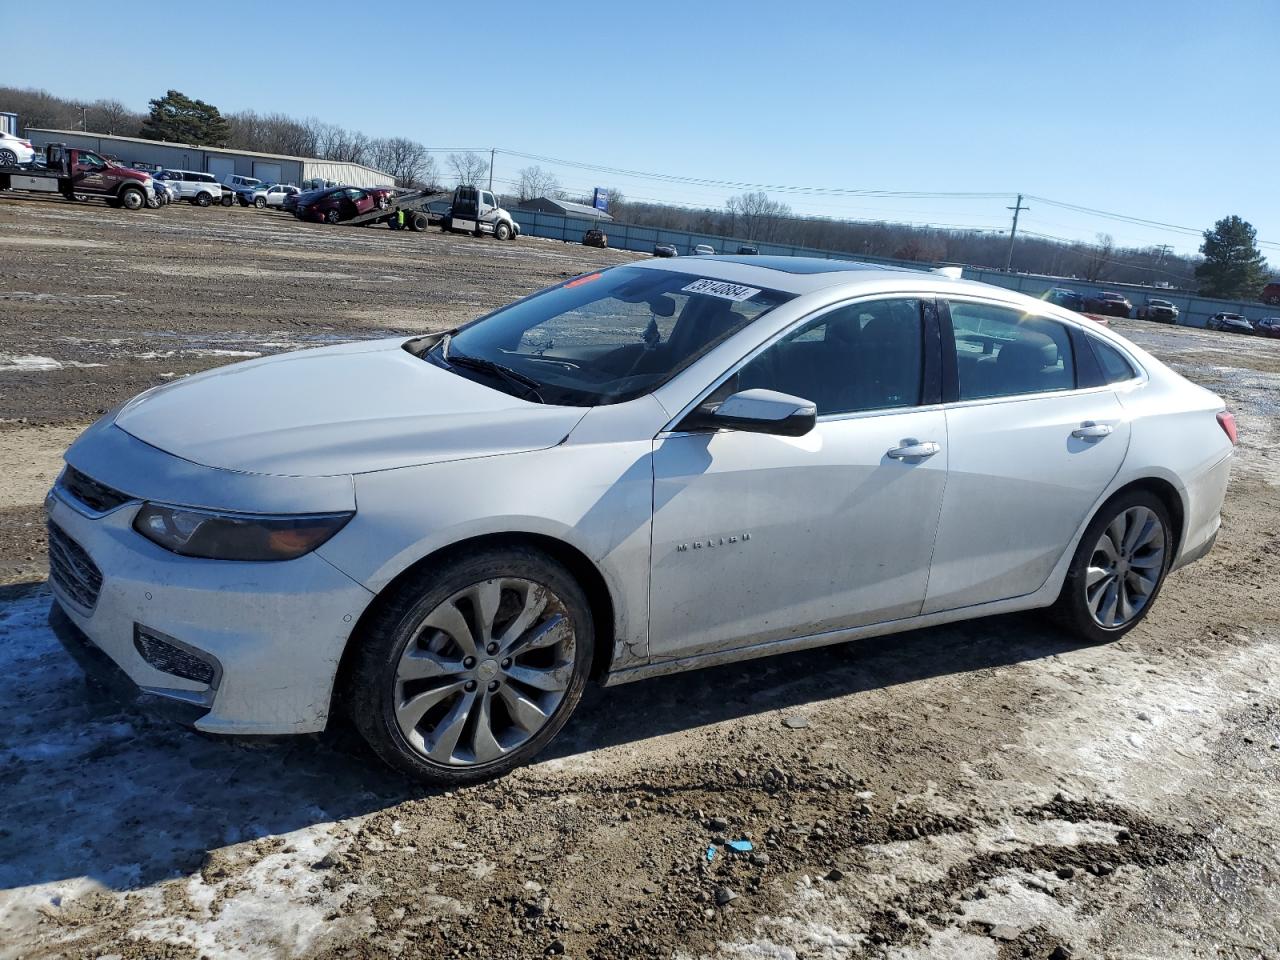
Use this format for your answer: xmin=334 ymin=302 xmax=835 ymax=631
xmin=1217 ymin=410 xmax=1238 ymax=445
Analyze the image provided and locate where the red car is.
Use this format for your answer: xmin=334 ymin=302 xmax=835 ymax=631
xmin=295 ymin=186 xmax=391 ymax=224
xmin=1255 ymin=317 xmax=1280 ymax=339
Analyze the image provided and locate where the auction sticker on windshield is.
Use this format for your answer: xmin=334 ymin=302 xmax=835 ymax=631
xmin=682 ymin=279 xmax=762 ymax=302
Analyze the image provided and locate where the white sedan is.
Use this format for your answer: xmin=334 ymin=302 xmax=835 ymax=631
xmin=46 ymin=257 xmax=1234 ymax=784
xmin=0 ymin=130 xmax=36 ymax=166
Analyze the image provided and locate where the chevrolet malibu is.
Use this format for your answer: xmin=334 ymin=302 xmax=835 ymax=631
xmin=47 ymin=257 xmax=1235 ymax=784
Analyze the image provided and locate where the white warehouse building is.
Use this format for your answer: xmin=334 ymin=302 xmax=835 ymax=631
xmin=25 ymin=129 xmax=394 ymax=189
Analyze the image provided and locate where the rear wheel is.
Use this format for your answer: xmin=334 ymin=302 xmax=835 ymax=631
xmin=1053 ymin=489 xmax=1172 ymax=644
xmin=324 ymin=209 xmax=341 ymax=224
xmin=221 ymin=192 xmax=234 ymax=206
xmin=254 ymin=196 xmax=267 ymax=208
xmin=347 ymin=547 xmax=594 ymax=785
xmin=0 ymin=148 xmax=18 ymax=165
xmin=410 ymin=213 xmax=428 ymax=231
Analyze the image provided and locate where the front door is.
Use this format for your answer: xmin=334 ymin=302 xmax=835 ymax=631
xmin=923 ymin=300 xmax=1129 ymax=613
xmin=648 ymin=297 xmax=949 ymax=659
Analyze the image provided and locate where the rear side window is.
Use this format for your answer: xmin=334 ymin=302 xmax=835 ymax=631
xmin=948 ymin=301 xmax=1075 ymax=400
xmin=1089 ymin=338 xmax=1138 ymax=383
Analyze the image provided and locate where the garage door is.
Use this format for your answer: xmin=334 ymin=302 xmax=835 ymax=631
xmin=207 ymin=156 xmax=235 ymax=181
xmin=253 ymin=162 xmax=283 ymax=185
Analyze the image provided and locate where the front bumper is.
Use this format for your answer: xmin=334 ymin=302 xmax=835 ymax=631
xmin=46 ymin=484 xmax=374 ymax=735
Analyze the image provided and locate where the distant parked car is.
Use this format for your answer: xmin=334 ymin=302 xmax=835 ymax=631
xmin=1135 ymin=298 xmax=1179 ymax=323
xmin=296 ymin=186 xmax=391 ymax=224
xmin=583 ymin=228 xmax=608 ymax=248
xmin=1045 ymin=287 xmax=1085 ymax=311
xmin=692 ymin=244 xmax=716 ymax=256
xmin=1253 ymin=317 xmax=1280 ymax=339
xmin=1085 ymin=292 xmax=1133 ymax=318
xmin=1261 ymin=281 xmax=1280 ymax=306
xmin=224 ymin=174 xmax=264 ymax=205
xmin=153 ymin=170 xmax=224 ymax=207
xmin=653 ymin=243 xmax=678 ymax=258
xmin=736 ymin=245 xmax=759 ymax=255
xmin=1206 ymin=313 xmax=1254 ymax=335
xmin=0 ymin=130 xmax=36 ymax=166
xmin=252 ymin=184 xmax=299 ymax=209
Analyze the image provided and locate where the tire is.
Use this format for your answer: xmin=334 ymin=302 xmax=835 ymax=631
xmin=254 ymin=197 xmax=267 ymax=208
xmin=346 ymin=546 xmax=594 ymax=786
xmin=0 ymin=148 xmax=17 ymax=166
xmin=324 ymin=209 xmax=341 ymax=224
xmin=494 ymin=221 xmax=511 ymax=241
xmin=221 ymin=192 xmax=234 ymax=207
xmin=377 ymin=197 xmax=389 ymax=210
xmin=195 ymin=192 xmax=212 ymax=207
xmin=119 ymin=187 xmax=145 ymax=211
xmin=410 ymin=213 xmax=428 ymax=231
xmin=145 ymin=193 xmax=161 ymax=209
xmin=1052 ymin=488 xmax=1172 ymax=644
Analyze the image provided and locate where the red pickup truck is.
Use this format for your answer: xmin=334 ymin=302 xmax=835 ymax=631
xmin=0 ymin=142 xmax=156 ymax=210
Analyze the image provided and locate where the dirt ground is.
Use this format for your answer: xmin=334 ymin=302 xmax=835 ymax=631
xmin=1 ymin=195 xmax=1278 ymax=960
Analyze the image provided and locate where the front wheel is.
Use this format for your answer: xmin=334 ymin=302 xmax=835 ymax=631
xmin=254 ymin=197 xmax=267 ymax=208
xmin=119 ymin=187 xmax=145 ymax=210
xmin=347 ymin=547 xmax=594 ymax=785
xmin=494 ymin=221 xmax=511 ymax=241
xmin=195 ymin=192 xmax=212 ymax=207
xmin=1052 ymin=489 xmax=1172 ymax=644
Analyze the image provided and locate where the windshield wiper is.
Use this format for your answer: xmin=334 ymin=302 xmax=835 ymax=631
xmin=446 ymin=348 xmax=546 ymax=403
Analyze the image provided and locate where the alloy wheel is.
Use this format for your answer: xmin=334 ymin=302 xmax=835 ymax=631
xmin=393 ymin=578 xmax=576 ymax=767
xmin=1085 ymin=506 xmax=1166 ymax=628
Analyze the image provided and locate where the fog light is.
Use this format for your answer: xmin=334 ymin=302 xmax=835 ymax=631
xmin=133 ymin=625 xmax=220 ymax=687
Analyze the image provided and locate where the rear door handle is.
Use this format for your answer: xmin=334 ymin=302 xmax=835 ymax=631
xmin=887 ymin=439 xmax=941 ymax=460
xmin=1071 ymin=421 xmax=1113 ymax=440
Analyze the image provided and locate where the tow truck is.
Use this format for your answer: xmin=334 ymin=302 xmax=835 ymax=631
xmin=341 ymin=184 xmax=519 ymax=239
xmin=0 ymin=142 xmax=155 ymax=210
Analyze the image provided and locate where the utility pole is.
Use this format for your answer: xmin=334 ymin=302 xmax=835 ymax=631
xmin=1155 ymin=243 xmax=1172 ymax=266
xmin=488 ymin=147 xmax=495 ymax=193
xmin=80 ymin=104 xmax=88 ymax=132
xmin=1004 ymin=194 xmax=1028 ymax=272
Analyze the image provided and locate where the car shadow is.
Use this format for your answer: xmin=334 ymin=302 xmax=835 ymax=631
xmin=0 ymin=582 xmax=1085 ymax=895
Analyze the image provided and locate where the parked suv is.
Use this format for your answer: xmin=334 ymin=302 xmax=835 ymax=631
xmin=1135 ymin=298 xmax=1179 ymax=323
xmin=155 ymin=170 xmax=224 ymax=207
xmin=224 ymin=174 xmax=264 ymax=205
xmin=252 ymin=184 xmax=299 ymax=209
xmin=1085 ymin=292 xmax=1133 ymax=317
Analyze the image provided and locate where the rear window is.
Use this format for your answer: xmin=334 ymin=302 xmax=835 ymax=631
xmin=1088 ymin=338 xmax=1138 ymax=384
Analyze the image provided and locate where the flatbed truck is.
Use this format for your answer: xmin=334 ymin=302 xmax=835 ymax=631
xmin=0 ymin=143 xmax=156 ymax=209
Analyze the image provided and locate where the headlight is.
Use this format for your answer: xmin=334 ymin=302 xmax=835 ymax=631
xmin=133 ymin=504 xmax=353 ymax=561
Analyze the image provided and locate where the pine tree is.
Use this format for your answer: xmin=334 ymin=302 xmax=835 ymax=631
xmin=1194 ymin=215 xmax=1268 ymax=300
xmin=138 ymin=90 xmax=231 ymax=146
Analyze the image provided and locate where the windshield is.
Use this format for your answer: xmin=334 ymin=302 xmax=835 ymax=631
xmin=432 ymin=267 xmax=793 ymax=406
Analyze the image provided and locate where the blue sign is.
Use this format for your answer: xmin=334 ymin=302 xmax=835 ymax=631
xmin=592 ymin=188 xmax=609 ymax=213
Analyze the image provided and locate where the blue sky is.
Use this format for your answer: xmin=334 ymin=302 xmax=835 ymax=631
xmin=5 ymin=0 xmax=1275 ymax=257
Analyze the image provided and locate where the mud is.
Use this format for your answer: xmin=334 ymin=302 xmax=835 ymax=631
xmin=1 ymin=198 xmax=1278 ymax=959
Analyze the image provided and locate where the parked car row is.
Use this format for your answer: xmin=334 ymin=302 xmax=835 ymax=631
xmin=1205 ymin=312 xmax=1280 ymax=336
xmin=645 ymin=242 xmax=758 ymax=257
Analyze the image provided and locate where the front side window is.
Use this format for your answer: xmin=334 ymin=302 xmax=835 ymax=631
xmin=78 ymin=151 xmax=106 ymax=169
xmin=948 ymin=301 xmax=1075 ymax=400
xmin=733 ymin=299 xmax=924 ymax=415
xmin=432 ymin=267 xmax=793 ymax=406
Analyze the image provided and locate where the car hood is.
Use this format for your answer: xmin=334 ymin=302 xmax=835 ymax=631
xmin=113 ymin=338 xmax=588 ymax=477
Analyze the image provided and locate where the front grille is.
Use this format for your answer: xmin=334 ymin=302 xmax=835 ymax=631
xmin=59 ymin=466 xmax=131 ymax=514
xmin=48 ymin=522 xmax=103 ymax=611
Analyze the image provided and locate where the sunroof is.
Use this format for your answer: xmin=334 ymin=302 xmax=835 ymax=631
xmin=694 ymin=255 xmax=916 ymax=274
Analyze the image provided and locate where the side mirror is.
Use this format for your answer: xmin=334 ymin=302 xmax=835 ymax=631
xmin=679 ymin=388 xmax=816 ymax=437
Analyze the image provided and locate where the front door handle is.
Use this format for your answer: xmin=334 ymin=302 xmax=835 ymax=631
xmin=887 ymin=439 xmax=941 ymax=460
xmin=1071 ymin=421 xmax=1113 ymax=440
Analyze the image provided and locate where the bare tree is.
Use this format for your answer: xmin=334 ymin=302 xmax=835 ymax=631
xmin=1082 ymin=233 xmax=1115 ymax=282
xmin=91 ymin=99 xmax=138 ymax=135
xmin=448 ymin=151 xmax=490 ymax=187
xmin=515 ymin=165 xmax=561 ymax=201
xmin=370 ymin=137 xmax=432 ymax=187
xmin=727 ymin=191 xmax=791 ymax=241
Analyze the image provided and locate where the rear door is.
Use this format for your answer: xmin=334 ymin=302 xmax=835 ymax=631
xmin=649 ymin=296 xmax=949 ymax=659
xmin=923 ymin=299 xmax=1129 ymax=614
